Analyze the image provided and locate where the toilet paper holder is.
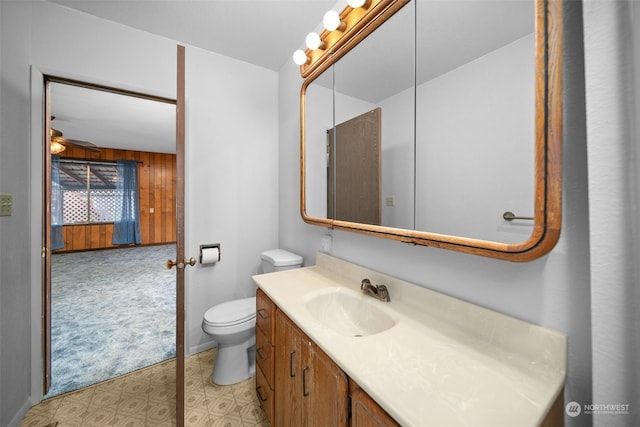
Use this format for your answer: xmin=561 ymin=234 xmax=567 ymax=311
xmin=199 ymin=243 xmax=221 ymax=264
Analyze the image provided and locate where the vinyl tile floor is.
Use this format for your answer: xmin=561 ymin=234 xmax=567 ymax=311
xmin=21 ymin=348 xmax=270 ymax=427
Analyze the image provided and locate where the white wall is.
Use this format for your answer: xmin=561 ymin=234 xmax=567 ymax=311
xmin=279 ymin=3 xmax=593 ymax=427
xmin=0 ymin=1 xmax=279 ymax=424
xmin=184 ymin=45 xmax=278 ymax=353
xmin=0 ymin=2 xmax=33 ymax=425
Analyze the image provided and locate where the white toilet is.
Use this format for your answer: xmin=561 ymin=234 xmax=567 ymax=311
xmin=201 ymin=249 xmax=303 ymax=385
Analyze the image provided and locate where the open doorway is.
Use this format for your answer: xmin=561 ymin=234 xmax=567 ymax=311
xmin=44 ymin=79 xmax=178 ymax=397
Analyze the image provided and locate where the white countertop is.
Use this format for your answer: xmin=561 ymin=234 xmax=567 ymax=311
xmin=253 ymin=252 xmax=566 ymax=427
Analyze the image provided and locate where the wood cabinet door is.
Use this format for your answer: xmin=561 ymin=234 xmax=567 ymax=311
xmin=275 ymin=310 xmax=304 ymax=426
xmin=304 ymin=342 xmax=349 ymax=427
xmin=275 ymin=310 xmax=350 ymax=427
xmin=351 ymin=388 xmax=400 ymax=427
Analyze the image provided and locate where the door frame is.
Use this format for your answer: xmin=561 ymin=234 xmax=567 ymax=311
xmin=37 ymin=45 xmax=186 ymax=423
xmin=42 ymin=76 xmax=178 ymax=393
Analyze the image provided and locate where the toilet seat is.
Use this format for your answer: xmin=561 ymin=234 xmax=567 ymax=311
xmin=203 ymin=297 xmax=256 ymax=327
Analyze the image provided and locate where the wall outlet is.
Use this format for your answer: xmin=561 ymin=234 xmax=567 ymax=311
xmin=0 ymin=194 xmax=12 ymax=216
xmin=385 ymin=196 xmax=395 ymax=207
xmin=321 ymin=234 xmax=333 ymax=252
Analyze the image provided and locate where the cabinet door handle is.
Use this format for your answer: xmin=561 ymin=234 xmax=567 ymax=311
xmin=257 ymin=347 xmax=267 ymax=361
xmin=257 ymin=308 xmax=268 ymax=320
xmin=302 ymin=366 xmax=310 ymax=397
xmin=256 ymin=385 xmax=268 ymax=402
xmin=289 ymin=350 xmax=296 ymax=377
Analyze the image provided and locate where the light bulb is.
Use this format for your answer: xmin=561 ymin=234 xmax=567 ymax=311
xmin=305 ymin=32 xmax=323 ymax=50
xmin=323 ymin=10 xmax=342 ymax=31
xmin=293 ymin=50 xmax=308 ymax=65
xmin=347 ymin=0 xmax=367 ymax=8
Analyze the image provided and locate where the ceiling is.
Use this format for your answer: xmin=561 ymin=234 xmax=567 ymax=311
xmin=47 ymin=0 xmax=534 ymax=155
xmin=48 ymin=0 xmax=336 ymax=154
xmin=48 ymin=0 xmax=336 ymax=72
xmin=51 ymin=82 xmax=177 ymax=154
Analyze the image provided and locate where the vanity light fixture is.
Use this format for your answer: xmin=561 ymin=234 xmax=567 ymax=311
xmin=305 ymin=32 xmax=324 ymax=50
xmin=293 ymin=49 xmax=310 ymax=65
xmin=293 ymin=0 xmax=408 ymax=78
xmin=323 ymin=10 xmax=346 ymax=32
xmin=347 ymin=0 xmax=371 ymax=8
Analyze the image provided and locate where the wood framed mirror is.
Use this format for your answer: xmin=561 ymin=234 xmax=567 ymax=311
xmin=300 ymin=0 xmax=562 ymax=262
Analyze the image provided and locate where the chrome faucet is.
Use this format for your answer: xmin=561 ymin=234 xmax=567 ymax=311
xmin=360 ymin=278 xmax=391 ymax=302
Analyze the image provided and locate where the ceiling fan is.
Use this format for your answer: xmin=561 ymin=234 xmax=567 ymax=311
xmin=50 ymin=117 xmax=101 ymax=154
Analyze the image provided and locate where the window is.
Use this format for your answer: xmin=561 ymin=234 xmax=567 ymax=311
xmin=59 ymin=161 xmax=118 ymax=224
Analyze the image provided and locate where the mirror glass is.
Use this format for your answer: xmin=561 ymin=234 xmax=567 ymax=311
xmin=305 ymin=3 xmax=415 ymax=227
xmin=302 ymin=0 xmax=561 ymax=261
xmin=304 ymin=70 xmax=334 ymax=221
xmin=414 ymin=0 xmax=534 ymax=243
xmin=333 ymin=2 xmax=416 ymax=228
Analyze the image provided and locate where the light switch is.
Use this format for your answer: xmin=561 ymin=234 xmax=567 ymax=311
xmin=0 ymin=194 xmax=13 ymax=216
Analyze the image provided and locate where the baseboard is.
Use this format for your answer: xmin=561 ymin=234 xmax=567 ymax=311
xmin=189 ymin=340 xmax=217 ymax=356
xmin=7 ymin=397 xmax=34 ymax=427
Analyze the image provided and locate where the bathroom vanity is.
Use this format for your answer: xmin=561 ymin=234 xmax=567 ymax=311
xmin=257 ymin=286 xmax=399 ymax=426
xmin=253 ymin=253 xmax=566 ymax=426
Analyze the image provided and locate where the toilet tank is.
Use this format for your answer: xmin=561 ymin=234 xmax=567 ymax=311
xmin=261 ymin=249 xmax=303 ymax=273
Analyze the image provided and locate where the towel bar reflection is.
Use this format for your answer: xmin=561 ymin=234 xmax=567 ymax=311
xmin=503 ymin=211 xmax=534 ymax=221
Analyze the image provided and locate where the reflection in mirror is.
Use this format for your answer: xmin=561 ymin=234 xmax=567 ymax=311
xmin=415 ymin=0 xmax=535 ymax=243
xmin=328 ymin=107 xmax=382 ymax=224
xmin=305 ymin=2 xmax=416 ymax=227
xmin=301 ymin=0 xmax=562 ymax=261
xmin=334 ymin=3 xmax=415 ymax=229
xmin=306 ymin=0 xmax=535 ymax=238
xmin=304 ymin=70 xmax=334 ymax=220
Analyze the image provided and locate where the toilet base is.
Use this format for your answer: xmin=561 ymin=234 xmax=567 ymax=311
xmin=212 ymin=340 xmax=255 ymax=386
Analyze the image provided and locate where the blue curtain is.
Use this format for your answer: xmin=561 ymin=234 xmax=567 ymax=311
xmin=51 ymin=155 xmax=64 ymax=250
xmin=112 ymin=160 xmax=141 ymax=245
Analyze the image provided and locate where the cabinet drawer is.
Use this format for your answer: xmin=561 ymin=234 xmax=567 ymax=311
xmin=256 ymin=326 xmax=274 ymax=385
xmin=256 ymin=364 xmax=274 ymax=424
xmin=256 ymin=288 xmax=275 ymax=344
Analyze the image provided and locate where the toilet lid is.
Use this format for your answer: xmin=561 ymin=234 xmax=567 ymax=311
xmin=261 ymin=249 xmax=303 ymax=267
xmin=203 ymin=297 xmax=256 ymax=327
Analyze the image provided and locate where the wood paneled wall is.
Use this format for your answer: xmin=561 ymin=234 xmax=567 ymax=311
xmin=55 ymin=146 xmax=176 ymax=252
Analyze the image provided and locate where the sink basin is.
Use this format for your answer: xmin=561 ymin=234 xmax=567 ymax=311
xmin=305 ymin=288 xmax=396 ymax=337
